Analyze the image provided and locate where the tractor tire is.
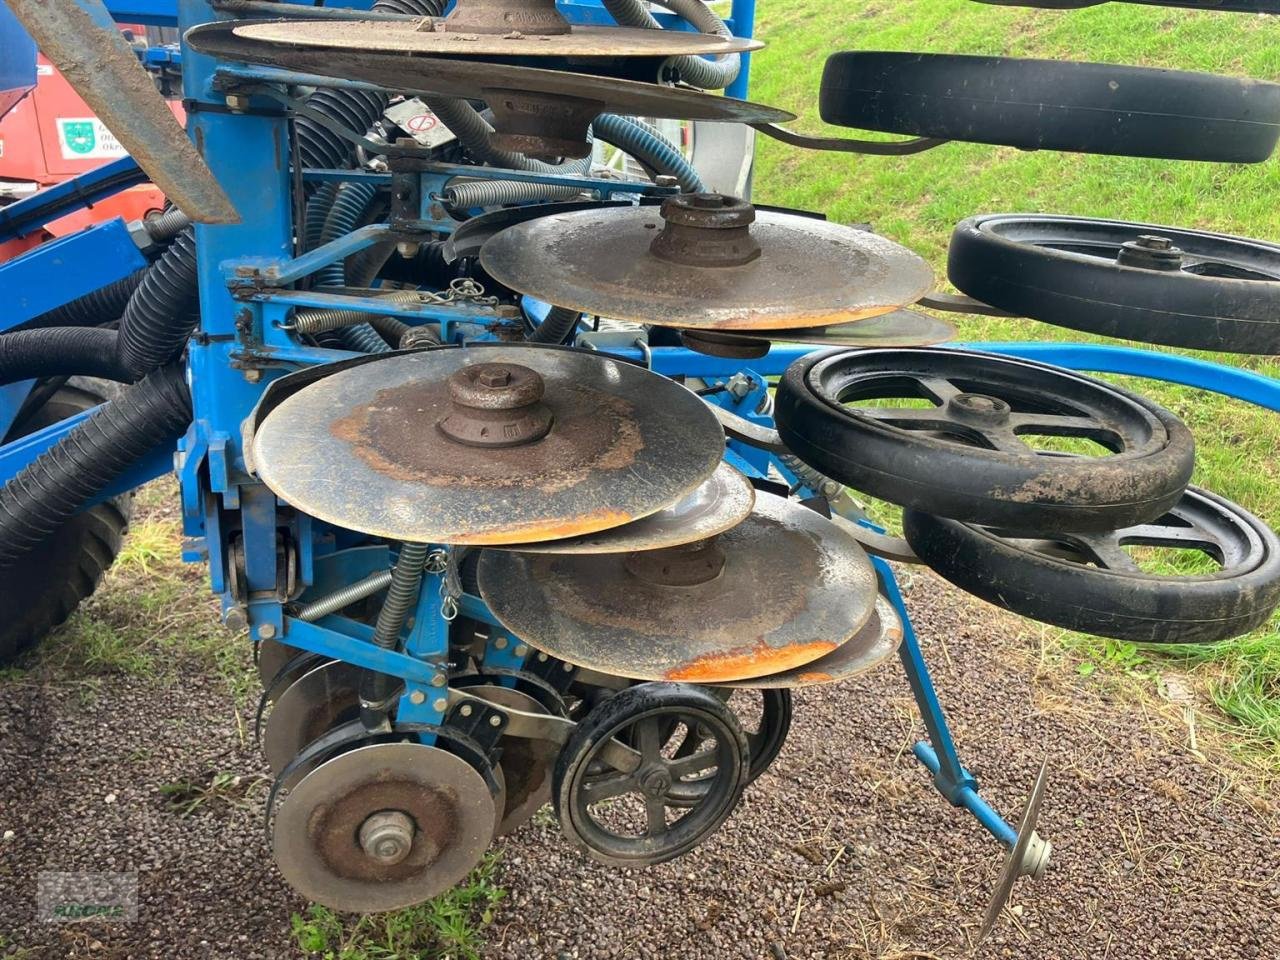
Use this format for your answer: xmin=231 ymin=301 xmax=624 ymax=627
xmin=0 ymin=379 xmax=134 ymax=664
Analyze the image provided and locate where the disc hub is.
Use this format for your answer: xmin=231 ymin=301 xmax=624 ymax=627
xmin=437 ymin=0 xmax=571 ymax=35
xmin=437 ymin=362 xmax=555 ymax=448
xmin=946 ymin=392 xmax=1012 ymax=426
xmin=359 ymin=810 xmax=420 ymax=866
xmin=638 ymin=764 xmax=674 ymax=798
xmin=1116 ymin=234 xmax=1185 ymax=271
xmin=649 ymin=194 xmax=763 ymax=268
xmin=623 ymin=538 xmax=727 ymax=587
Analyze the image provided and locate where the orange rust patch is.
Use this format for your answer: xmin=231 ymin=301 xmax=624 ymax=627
xmin=664 ymin=640 xmax=837 ymax=683
xmin=795 ymin=672 xmax=833 ymax=684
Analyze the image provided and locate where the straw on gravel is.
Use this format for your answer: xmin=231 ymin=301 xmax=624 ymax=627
xmin=2 ymin=575 xmax=1278 ymax=959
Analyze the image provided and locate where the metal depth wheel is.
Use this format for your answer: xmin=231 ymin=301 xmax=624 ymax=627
xmin=553 ymin=682 xmax=749 ymax=867
xmin=775 ymin=347 xmax=1194 ymax=532
xmin=665 ymin=689 xmax=792 ymax=807
xmin=262 ymin=660 xmax=364 ymax=774
xmin=272 ymin=742 xmax=496 ymax=913
xmin=904 ymin=486 xmax=1280 ymax=644
xmin=948 ymin=214 xmax=1280 ymax=354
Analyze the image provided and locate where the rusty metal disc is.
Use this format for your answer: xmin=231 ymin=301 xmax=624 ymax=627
xmin=186 ymin=21 xmax=792 ymax=160
xmin=684 ymin=309 xmax=957 ymax=349
xmin=273 ymin=742 xmax=495 ymax=913
xmin=263 ymin=660 xmax=363 ymax=775
xmin=251 ymin=346 xmax=723 ymax=545
xmin=716 ymin=595 xmax=902 ymax=689
xmin=465 ymin=685 xmax=557 ymax=835
xmin=478 ymin=492 xmax=878 ymax=683
xmin=479 ymin=204 xmax=934 ymax=330
xmin=496 ymin=462 xmax=755 ymax=555
xmin=231 ymin=18 xmax=762 ymax=59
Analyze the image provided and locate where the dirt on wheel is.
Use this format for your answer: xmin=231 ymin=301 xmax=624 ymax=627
xmin=1 ymin=555 xmax=1276 ymax=959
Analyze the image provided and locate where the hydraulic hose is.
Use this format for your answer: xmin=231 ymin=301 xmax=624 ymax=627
xmin=116 ymin=230 xmax=202 ymax=378
xmin=594 ymin=114 xmax=706 ymax=192
xmin=601 ymin=0 xmax=740 ymax=90
xmin=0 ymin=364 xmax=191 ymax=568
xmin=527 ymin=306 xmax=581 ymax=345
xmin=0 ymin=329 xmax=132 ymax=385
xmin=19 ymin=270 xmax=144 ymax=331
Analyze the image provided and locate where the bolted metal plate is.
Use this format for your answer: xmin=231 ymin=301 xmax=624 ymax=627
xmin=479 ymin=206 xmax=934 ymax=330
xmin=683 ymin=309 xmax=957 ymax=349
xmin=465 ymin=685 xmax=557 ymax=835
xmin=273 ymin=742 xmax=495 ymax=913
xmin=495 ymin=462 xmax=755 ymax=555
xmin=263 ymin=660 xmax=364 ymax=775
xmin=716 ymin=595 xmax=902 ymax=689
xmin=478 ymin=492 xmax=879 ymax=683
xmin=251 ymin=346 xmax=725 ymax=545
xmin=186 ymin=21 xmax=793 ymax=131
xmin=232 ymin=19 xmax=762 ymax=59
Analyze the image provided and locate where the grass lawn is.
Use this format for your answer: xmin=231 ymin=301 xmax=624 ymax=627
xmin=751 ymin=0 xmax=1280 ymax=769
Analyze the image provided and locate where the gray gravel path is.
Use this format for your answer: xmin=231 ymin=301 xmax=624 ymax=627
xmin=2 ymin=575 xmax=1277 ymax=959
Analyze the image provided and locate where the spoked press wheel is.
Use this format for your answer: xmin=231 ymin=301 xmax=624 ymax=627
xmin=775 ymin=348 xmax=1194 ymax=531
xmin=819 ymin=52 xmax=1280 ymax=163
xmin=904 ymin=486 xmax=1280 ymax=643
xmin=0 ymin=380 xmax=133 ymax=664
xmin=553 ymin=682 xmax=749 ymax=867
xmin=665 ymin=689 xmax=792 ymax=807
xmin=948 ymin=214 xmax=1280 ymax=354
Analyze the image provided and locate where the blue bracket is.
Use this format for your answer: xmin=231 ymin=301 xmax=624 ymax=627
xmin=2 ymin=218 xmax=148 ymax=330
xmin=874 ymin=556 xmax=1018 ymax=848
xmin=0 ymin=157 xmax=147 ymax=242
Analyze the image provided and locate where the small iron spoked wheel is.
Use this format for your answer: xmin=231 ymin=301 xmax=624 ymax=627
xmin=553 ymin=682 xmax=749 ymax=867
xmin=948 ymin=214 xmax=1280 ymax=354
xmin=665 ymin=689 xmax=792 ymax=808
xmin=904 ymin=486 xmax=1280 ymax=644
xmin=272 ymin=742 xmax=496 ymax=913
xmin=775 ymin=348 xmax=1194 ymax=532
xmin=818 ymin=52 xmax=1280 ymax=163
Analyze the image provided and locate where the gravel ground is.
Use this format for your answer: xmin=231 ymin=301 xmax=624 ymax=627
xmin=2 ymin=573 xmax=1277 ymax=959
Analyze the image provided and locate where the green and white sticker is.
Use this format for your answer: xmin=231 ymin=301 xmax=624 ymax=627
xmin=56 ymin=118 xmax=127 ymax=160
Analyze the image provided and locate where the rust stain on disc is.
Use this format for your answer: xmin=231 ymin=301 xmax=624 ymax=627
xmin=478 ymin=491 xmax=879 ymax=682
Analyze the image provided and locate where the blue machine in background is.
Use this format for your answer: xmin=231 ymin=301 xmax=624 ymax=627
xmin=2 ymin=0 xmax=1279 ymax=929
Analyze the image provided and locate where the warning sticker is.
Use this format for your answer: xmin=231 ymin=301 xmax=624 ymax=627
xmin=384 ymin=98 xmax=457 ymax=150
xmin=56 ymin=118 xmax=128 ymax=161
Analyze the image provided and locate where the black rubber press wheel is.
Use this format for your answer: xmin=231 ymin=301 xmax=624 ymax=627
xmin=819 ymin=52 xmax=1280 ymax=163
xmin=775 ymin=348 xmax=1194 ymax=531
xmin=948 ymin=214 xmax=1280 ymax=354
xmin=903 ymin=487 xmax=1280 ymax=643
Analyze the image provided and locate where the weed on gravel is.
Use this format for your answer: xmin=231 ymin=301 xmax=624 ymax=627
xmin=290 ymin=853 xmax=506 ymax=960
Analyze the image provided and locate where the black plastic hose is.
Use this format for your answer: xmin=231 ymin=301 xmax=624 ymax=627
xmin=115 ymin=230 xmax=202 ymax=378
xmin=527 ymin=306 xmax=581 ymax=345
xmin=0 ymin=328 xmax=132 ymax=385
xmin=0 ymin=364 xmax=191 ymax=567
xmin=19 ymin=269 xmax=144 ymax=331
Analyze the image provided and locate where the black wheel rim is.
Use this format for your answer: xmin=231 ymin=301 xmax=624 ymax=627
xmin=979 ymin=215 xmax=1280 ymax=283
xmin=989 ymin=487 xmax=1271 ymax=582
xmin=564 ymin=704 xmax=745 ymax=865
xmin=665 ymin=689 xmax=792 ymax=806
xmin=807 ymin=349 xmax=1166 ymax=460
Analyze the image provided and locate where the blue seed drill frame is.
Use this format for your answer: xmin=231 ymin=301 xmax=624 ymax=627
xmin=3 ymin=0 xmax=1280 ymax=882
